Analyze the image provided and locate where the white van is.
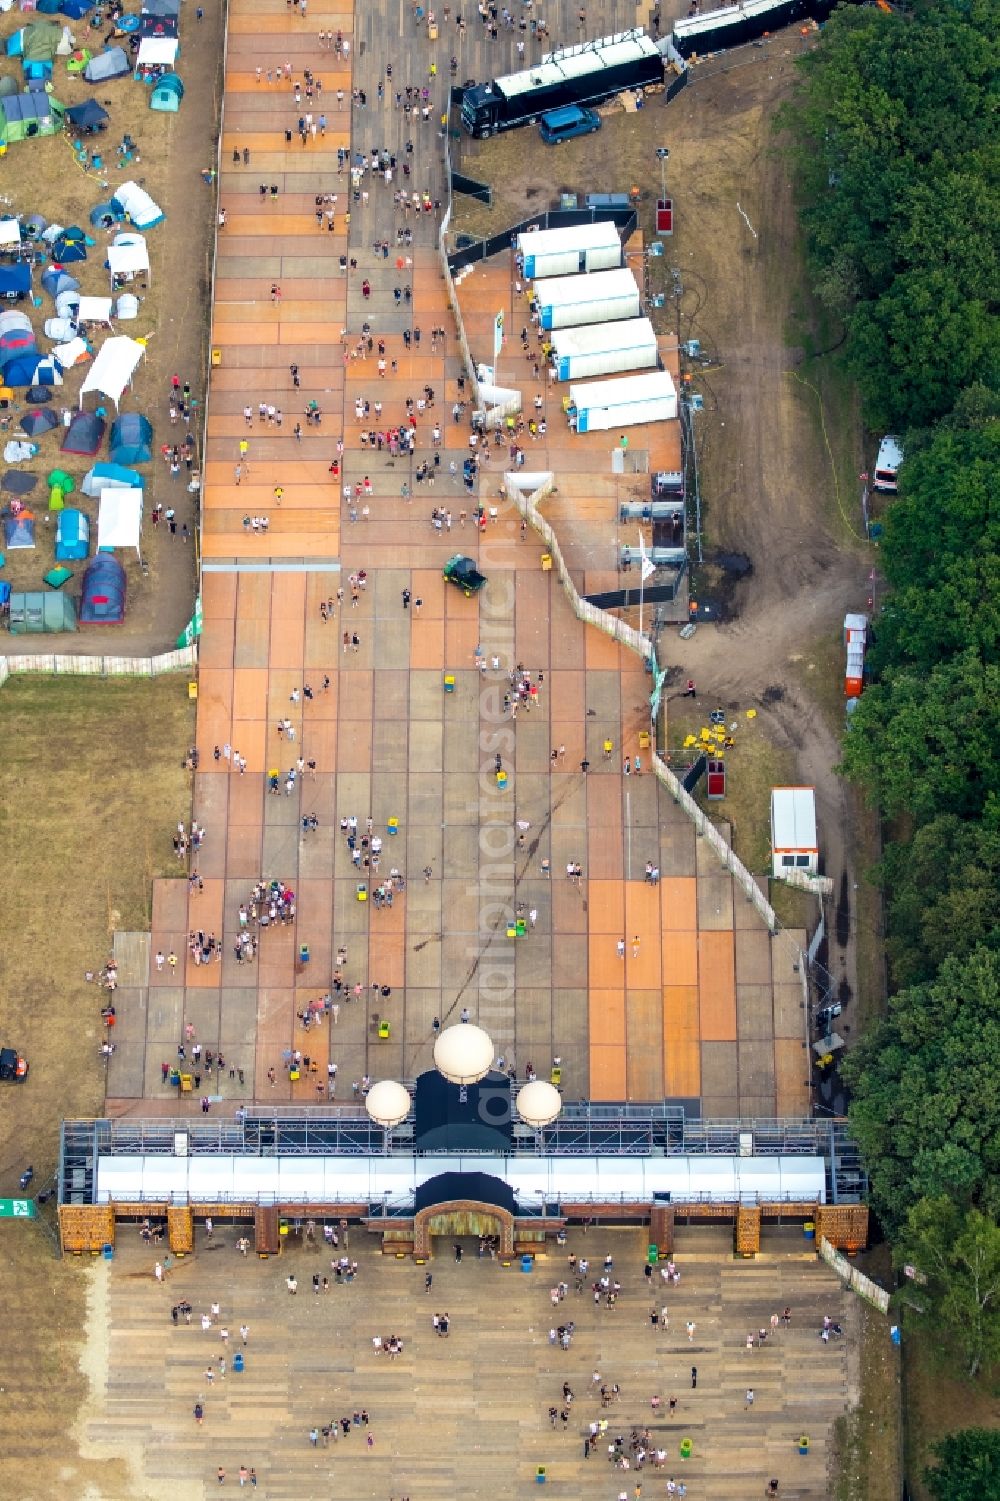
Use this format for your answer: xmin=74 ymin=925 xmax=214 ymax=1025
xmin=872 ymin=435 xmax=903 ymax=493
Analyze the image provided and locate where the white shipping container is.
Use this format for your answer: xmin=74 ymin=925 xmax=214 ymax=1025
xmin=518 ymin=220 xmax=622 ymax=279
xmin=568 ymin=370 xmax=677 ymax=432
xmin=552 ymin=317 xmax=658 ymax=380
xmin=534 ymin=267 xmax=640 ymax=329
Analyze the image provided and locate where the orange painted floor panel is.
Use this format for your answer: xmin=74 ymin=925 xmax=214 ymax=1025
xmin=588 ymin=1044 xmax=627 ymax=1102
xmin=662 ymin=927 xmax=698 ymax=988
xmin=661 ymin=877 xmax=697 ymax=932
xmin=698 ymin=930 xmax=738 ymax=1043
xmin=663 ymin=985 xmax=702 ymax=1099
xmin=588 ymin=987 xmax=626 ymax=1048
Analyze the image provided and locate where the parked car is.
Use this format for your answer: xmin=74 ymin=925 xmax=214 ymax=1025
xmin=539 ymin=105 xmax=601 ymax=145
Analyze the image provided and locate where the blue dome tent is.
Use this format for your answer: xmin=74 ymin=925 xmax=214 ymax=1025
xmin=61 ymin=409 xmax=106 ymax=455
xmin=55 ymin=506 xmax=90 ymax=559
xmin=109 ymin=412 xmax=152 ymax=464
xmin=79 ymin=552 xmax=126 ymax=623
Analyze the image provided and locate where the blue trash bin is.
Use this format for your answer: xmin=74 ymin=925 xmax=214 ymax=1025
xmin=520 ymin=1254 xmax=533 ymax=1273
xmin=102 ymin=1243 xmax=114 ymax=1260
xmin=233 ymin=1351 xmax=244 ymax=1374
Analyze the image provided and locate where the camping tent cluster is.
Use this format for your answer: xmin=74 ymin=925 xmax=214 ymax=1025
xmin=0 ymin=0 xmax=185 ymax=636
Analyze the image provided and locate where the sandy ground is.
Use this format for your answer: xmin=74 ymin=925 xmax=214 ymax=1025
xmin=0 ymin=0 xmax=224 ymax=656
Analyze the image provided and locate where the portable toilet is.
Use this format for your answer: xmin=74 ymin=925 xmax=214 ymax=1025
xmin=770 ymin=787 xmax=818 ymax=879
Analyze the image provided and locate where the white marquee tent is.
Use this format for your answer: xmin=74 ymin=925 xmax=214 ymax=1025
xmin=108 ymin=237 xmax=150 ymax=286
xmin=79 ymin=336 xmax=145 ymax=408
xmin=76 ymin=295 xmax=114 ymax=325
xmin=136 ymin=36 xmax=179 ymax=67
xmin=97 ymin=488 xmax=143 ymax=557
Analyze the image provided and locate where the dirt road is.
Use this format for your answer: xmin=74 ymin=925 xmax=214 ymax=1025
xmin=658 ymin=54 xmax=872 ymax=1010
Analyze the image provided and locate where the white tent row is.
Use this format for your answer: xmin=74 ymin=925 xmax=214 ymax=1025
xmin=98 ymin=488 xmax=143 ymax=557
xmin=95 ymin=1151 xmax=828 ymax=1205
xmin=79 ymin=335 xmax=145 ymax=409
xmin=136 ymin=35 xmax=179 ymax=66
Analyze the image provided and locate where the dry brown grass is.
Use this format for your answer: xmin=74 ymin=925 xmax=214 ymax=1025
xmin=664 ymin=690 xmax=796 ymax=874
xmin=0 ymin=675 xmax=193 ymax=1498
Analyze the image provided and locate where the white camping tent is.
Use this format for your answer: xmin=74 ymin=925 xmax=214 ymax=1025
xmin=53 ymin=336 xmax=90 ymax=368
xmin=108 ymin=237 xmax=150 ymax=286
xmin=0 ymin=219 xmax=21 ymax=250
xmin=76 ymin=295 xmax=114 ymax=325
xmin=78 ymin=335 xmax=144 ymax=408
xmin=136 ymin=36 xmax=178 ymax=66
xmin=115 ymin=293 xmax=139 ymax=320
xmin=112 ymin=181 xmax=163 ymax=230
xmin=98 ymin=488 xmax=143 ymax=557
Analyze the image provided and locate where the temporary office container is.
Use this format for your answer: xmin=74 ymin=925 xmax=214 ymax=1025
xmin=518 ymin=220 xmax=621 ymax=279
xmin=534 ymin=267 xmax=640 ymax=330
xmin=568 ymin=370 xmax=677 ymax=433
xmin=551 ymin=317 xmax=657 ymax=381
xmin=843 ymin=611 xmax=868 ymax=699
xmin=770 ymin=786 xmax=818 ymax=878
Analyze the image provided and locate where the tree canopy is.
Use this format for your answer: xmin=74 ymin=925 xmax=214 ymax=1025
xmin=785 ymin=1 xmax=1000 ymax=431
xmin=924 ymin=1427 xmax=1000 ymax=1501
xmin=843 ymin=949 xmax=1000 ymax=1234
xmin=880 ymin=816 xmax=1000 ymax=989
xmin=839 ymin=651 xmax=1000 ymax=826
xmin=898 ymin=1200 xmax=1000 ymax=1381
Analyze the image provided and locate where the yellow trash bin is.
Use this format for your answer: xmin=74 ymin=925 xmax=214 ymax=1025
xmin=540 ymin=553 xmax=552 ymax=572
xmin=211 ymin=348 xmax=222 ymax=367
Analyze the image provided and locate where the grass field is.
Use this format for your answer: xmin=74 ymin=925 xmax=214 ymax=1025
xmin=0 ymin=675 xmax=194 ymax=1184
xmin=663 ymin=692 xmax=797 ymax=874
xmin=0 ymin=675 xmax=193 ymax=1498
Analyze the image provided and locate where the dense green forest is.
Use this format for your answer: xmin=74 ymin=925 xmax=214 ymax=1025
xmin=785 ymin=0 xmax=1000 ymax=1388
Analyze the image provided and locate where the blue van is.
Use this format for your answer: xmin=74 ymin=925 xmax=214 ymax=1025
xmin=539 ymin=105 xmax=602 ymax=145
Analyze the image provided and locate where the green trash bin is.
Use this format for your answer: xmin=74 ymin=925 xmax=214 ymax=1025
xmin=647 ymin=1243 xmax=658 ymax=1264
